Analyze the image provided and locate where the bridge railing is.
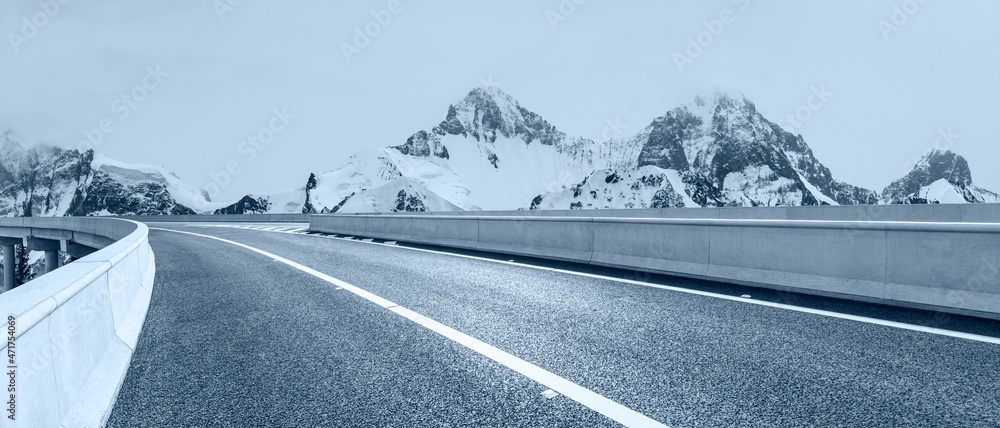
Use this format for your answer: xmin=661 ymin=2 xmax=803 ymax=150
xmin=0 ymin=217 xmax=154 ymax=427
xmin=311 ymin=212 xmax=1000 ymax=320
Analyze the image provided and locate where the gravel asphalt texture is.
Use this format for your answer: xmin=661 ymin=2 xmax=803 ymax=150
xmin=108 ymin=224 xmax=1000 ymax=427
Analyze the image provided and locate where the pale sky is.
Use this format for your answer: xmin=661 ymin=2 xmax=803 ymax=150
xmin=2 ymin=0 xmax=998 ymax=201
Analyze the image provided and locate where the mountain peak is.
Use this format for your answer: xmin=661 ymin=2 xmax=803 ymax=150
xmin=454 ymin=86 xmax=519 ymax=116
xmin=693 ymin=91 xmax=749 ymax=106
xmin=1 ymin=128 xmax=29 ymax=153
xmin=879 ymin=148 xmax=993 ymax=204
xmin=466 ymin=85 xmax=513 ymax=100
xmin=913 ymin=149 xmax=972 ymax=185
xmin=685 ymin=92 xmax=755 ymax=119
xmin=431 ymin=86 xmax=565 ymax=146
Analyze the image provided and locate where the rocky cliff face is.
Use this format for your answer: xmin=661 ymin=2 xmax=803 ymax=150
xmin=0 ymin=129 xmax=200 ymax=216
xmin=881 ymin=149 xmax=999 ymax=204
xmin=532 ymin=94 xmax=879 ymax=210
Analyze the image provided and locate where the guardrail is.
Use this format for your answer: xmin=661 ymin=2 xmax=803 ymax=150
xmin=0 ymin=218 xmax=154 ymax=427
xmin=311 ymin=214 xmax=1000 ymax=320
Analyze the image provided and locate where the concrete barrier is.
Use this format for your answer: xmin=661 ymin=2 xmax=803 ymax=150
xmin=311 ymin=213 xmax=1000 ymax=320
xmin=0 ymin=218 xmax=154 ymax=427
xmin=354 ymin=203 xmax=1000 ymax=222
xmin=112 ymin=213 xmax=311 ymax=223
xmin=477 ymin=217 xmax=594 ymax=262
xmin=410 ymin=217 xmax=479 ymax=249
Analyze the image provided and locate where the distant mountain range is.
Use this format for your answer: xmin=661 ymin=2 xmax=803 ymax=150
xmin=1 ymin=88 xmax=996 ymax=217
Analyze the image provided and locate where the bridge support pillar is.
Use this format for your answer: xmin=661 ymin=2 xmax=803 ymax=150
xmin=45 ymin=250 xmax=59 ymax=274
xmin=24 ymin=237 xmax=62 ymax=276
xmin=1 ymin=243 xmax=14 ymax=292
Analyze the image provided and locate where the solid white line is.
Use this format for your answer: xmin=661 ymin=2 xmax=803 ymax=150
xmin=547 ymin=269 xmax=1000 ymax=345
xmin=151 ymin=227 xmax=669 ymax=428
xmin=309 ymin=230 xmax=1000 ymax=345
xmin=183 ymin=224 xmax=1000 ymax=345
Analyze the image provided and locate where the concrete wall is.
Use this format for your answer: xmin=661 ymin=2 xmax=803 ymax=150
xmin=0 ymin=218 xmax=155 ymax=427
xmin=113 ymin=213 xmax=310 ymax=223
xmin=353 ymin=203 xmax=1000 ymax=222
xmin=106 ymin=203 xmax=1000 ymax=224
xmin=311 ymin=213 xmax=1000 ymax=320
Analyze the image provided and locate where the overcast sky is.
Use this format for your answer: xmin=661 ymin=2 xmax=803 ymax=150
xmin=2 ymin=0 xmax=998 ymax=201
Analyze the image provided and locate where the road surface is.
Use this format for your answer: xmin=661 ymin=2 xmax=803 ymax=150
xmin=107 ymin=223 xmax=1000 ymax=427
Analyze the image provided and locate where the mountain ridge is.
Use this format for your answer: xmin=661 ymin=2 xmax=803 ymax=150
xmin=2 ymin=87 xmax=995 ymax=216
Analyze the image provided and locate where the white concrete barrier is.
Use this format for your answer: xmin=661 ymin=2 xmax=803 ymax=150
xmin=0 ymin=218 xmax=154 ymax=427
xmin=311 ymin=213 xmax=1000 ymax=320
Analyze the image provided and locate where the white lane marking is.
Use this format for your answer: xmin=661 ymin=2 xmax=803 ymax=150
xmin=185 ymin=224 xmax=1000 ymax=345
xmin=543 ymin=270 xmax=1000 ymax=345
xmin=151 ymin=227 xmax=669 ymax=428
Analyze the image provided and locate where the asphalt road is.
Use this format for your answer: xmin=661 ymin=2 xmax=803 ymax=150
xmin=107 ymin=223 xmax=1000 ymax=427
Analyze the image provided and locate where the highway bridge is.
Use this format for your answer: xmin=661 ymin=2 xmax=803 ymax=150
xmin=2 ymin=206 xmax=999 ymax=427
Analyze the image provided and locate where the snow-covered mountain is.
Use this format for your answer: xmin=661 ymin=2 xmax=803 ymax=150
xmin=301 ymin=87 xmax=624 ymax=213
xmin=539 ymin=93 xmax=880 ymax=209
xmin=881 ymin=149 xmax=1000 ymax=204
xmin=0 ymin=128 xmax=284 ymax=216
xmin=0 ymin=129 xmax=206 ymax=216
xmin=5 ymin=88 xmax=997 ymax=217
xmin=301 ymin=90 xmax=887 ymax=213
